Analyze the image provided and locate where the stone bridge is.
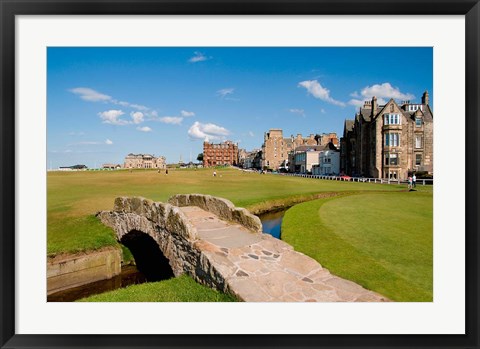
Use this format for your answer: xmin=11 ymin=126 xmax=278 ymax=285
xmin=97 ymin=194 xmax=388 ymax=302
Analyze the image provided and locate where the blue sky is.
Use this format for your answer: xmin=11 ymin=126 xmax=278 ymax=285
xmin=47 ymin=47 xmax=432 ymax=168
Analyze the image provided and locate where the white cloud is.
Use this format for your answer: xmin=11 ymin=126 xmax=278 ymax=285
xmin=348 ymin=99 xmax=365 ymax=108
xmin=159 ymin=116 xmax=183 ymax=125
xmin=130 ymin=104 xmax=149 ymax=111
xmin=137 ymin=126 xmax=152 ymax=132
xmin=75 ymin=141 xmax=101 ymax=145
xmin=188 ymin=121 xmax=230 ymax=141
xmin=181 ymin=110 xmax=195 ymax=117
xmin=248 ymin=131 xmax=254 ymax=137
xmin=70 ymin=87 xmax=112 ymax=102
xmin=67 ymin=131 xmax=85 ymax=136
xmin=98 ymin=110 xmax=129 ymax=125
xmin=146 ymin=110 xmax=158 ymax=118
xmin=130 ymin=111 xmax=144 ymax=124
xmin=189 ymin=51 xmax=209 ymax=63
xmin=217 ymin=88 xmax=235 ymax=98
xmin=349 ymin=82 xmax=415 ymax=107
xmin=289 ymin=108 xmax=305 ymax=117
xmin=320 ymin=108 xmax=326 ymax=114
xmin=298 ymin=80 xmax=345 ymax=107
xmin=105 ymin=139 xmax=113 ymax=145
xmin=350 ymin=91 xmax=360 ymax=98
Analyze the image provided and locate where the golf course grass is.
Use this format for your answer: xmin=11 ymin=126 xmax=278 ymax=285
xmin=281 ymin=191 xmax=433 ymax=301
xmin=48 ymin=167 xmax=432 ymax=302
xmin=78 ymin=275 xmax=237 ymax=302
xmin=47 ymin=167 xmax=400 ymax=256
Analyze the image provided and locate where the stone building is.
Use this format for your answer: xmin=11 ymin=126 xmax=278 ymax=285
xmin=341 ymin=91 xmax=433 ymax=180
xmin=261 ymin=129 xmax=339 ymax=170
xmin=242 ymin=149 xmax=262 ymax=169
xmin=124 ymin=154 xmax=166 ymax=169
xmin=203 ymin=141 xmax=239 ymax=167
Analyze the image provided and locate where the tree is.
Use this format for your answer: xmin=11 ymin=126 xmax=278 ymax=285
xmin=197 ymin=153 xmax=204 ymax=162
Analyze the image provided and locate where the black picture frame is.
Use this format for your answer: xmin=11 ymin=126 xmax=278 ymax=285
xmin=1 ymin=0 xmax=479 ymax=348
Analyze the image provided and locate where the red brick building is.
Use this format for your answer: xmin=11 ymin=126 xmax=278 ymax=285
xmin=203 ymin=141 xmax=239 ymax=167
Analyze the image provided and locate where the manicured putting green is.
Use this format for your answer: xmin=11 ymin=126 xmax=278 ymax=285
xmin=281 ymin=192 xmax=433 ymax=302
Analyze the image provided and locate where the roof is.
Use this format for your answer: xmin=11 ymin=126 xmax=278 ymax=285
xmin=344 ymin=119 xmax=354 ymax=132
xmin=322 ymin=142 xmax=339 ymax=151
xmin=360 ymin=108 xmax=372 ymax=122
xmin=295 ymin=145 xmax=324 ymax=152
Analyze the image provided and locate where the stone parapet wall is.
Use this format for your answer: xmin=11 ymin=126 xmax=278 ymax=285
xmin=97 ymin=195 xmax=263 ymax=295
xmin=111 ymin=196 xmax=198 ymax=240
xmin=47 ymin=247 xmax=121 ymax=295
xmin=167 ymin=194 xmax=262 ymax=234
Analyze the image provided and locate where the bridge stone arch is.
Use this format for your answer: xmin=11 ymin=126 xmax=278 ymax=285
xmin=96 ymin=194 xmax=261 ymax=291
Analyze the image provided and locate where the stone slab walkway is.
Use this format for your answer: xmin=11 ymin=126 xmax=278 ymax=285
xmin=179 ymin=206 xmax=389 ymax=302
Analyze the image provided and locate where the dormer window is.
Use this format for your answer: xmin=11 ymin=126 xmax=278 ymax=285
xmin=384 ymin=113 xmax=401 ymax=125
xmin=415 ymin=117 xmax=422 ymax=127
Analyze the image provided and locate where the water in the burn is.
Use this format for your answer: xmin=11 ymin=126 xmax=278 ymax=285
xmin=258 ymin=209 xmax=287 ymax=239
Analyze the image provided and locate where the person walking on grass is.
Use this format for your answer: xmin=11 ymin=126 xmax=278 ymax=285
xmin=408 ymin=175 xmax=412 ymax=189
xmin=412 ymin=173 xmax=417 ymax=188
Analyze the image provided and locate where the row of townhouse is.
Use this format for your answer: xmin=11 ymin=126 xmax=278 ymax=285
xmin=260 ymin=129 xmax=339 ymax=172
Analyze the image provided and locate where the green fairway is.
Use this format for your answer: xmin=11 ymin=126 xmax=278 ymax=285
xmin=77 ymin=275 xmax=237 ymax=302
xmin=47 ymin=167 xmax=401 ymax=255
xmin=281 ymin=191 xmax=433 ymax=301
xmin=48 ymin=167 xmax=432 ymax=302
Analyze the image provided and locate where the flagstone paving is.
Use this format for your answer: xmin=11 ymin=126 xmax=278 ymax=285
xmin=179 ymin=206 xmax=389 ymax=302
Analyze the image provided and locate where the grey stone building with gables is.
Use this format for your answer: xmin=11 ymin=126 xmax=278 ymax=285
xmin=341 ymin=91 xmax=433 ymax=180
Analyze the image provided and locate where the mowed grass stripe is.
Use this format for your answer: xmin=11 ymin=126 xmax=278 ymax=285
xmin=281 ymin=192 xmax=432 ymax=302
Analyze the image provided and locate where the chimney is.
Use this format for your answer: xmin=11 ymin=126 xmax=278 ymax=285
xmin=422 ymin=90 xmax=430 ymax=105
xmin=372 ymin=96 xmax=378 ymax=114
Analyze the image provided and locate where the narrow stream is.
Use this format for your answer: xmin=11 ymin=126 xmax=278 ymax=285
xmin=258 ymin=209 xmax=288 ymax=239
xmin=47 ymin=265 xmax=147 ymax=302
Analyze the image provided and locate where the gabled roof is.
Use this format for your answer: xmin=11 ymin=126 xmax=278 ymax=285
xmin=360 ymin=108 xmax=372 ymax=122
xmin=344 ymin=119 xmax=354 ymax=132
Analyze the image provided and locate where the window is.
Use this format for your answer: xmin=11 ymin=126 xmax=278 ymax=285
xmin=416 ymin=154 xmax=422 ymax=166
xmin=384 ymin=114 xmax=401 ymax=125
xmin=416 ymin=117 xmax=422 ymax=127
xmin=385 ymin=133 xmax=400 ymax=147
xmin=415 ymin=135 xmax=423 ymax=149
xmin=385 ymin=153 xmax=398 ymax=166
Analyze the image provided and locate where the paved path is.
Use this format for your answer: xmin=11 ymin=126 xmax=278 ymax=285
xmin=179 ymin=206 xmax=389 ymax=302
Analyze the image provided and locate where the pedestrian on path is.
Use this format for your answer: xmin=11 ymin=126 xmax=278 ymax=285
xmin=412 ymin=174 xmax=417 ymax=188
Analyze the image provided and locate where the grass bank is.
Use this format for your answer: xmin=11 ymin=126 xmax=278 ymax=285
xmin=77 ymin=275 xmax=236 ymax=302
xmin=281 ymin=191 xmax=433 ymax=301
